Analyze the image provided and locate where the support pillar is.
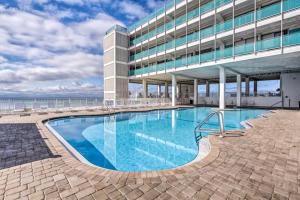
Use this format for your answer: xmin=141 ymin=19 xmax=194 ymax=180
xmin=254 ymin=80 xmax=258 ymax=97
xmin=219 ymin=67 xmax=226 ymax=110
xmin=194 ymin=79 xmax=198 ymax=105
xmin=218 ymin=67 xmax=226 ymax=137
xmin=157 ymin=85 xmax=161 ymax=97
xmin=237 ymin=74 xmax=241 ymax=107
xmin=206 ymin=80 xmax=210 ymax=97
xmin=164 ymin=82 xmax=168 ymax=98
xmin=245 ymin=77 xmax=250 ymax=97
xmin=172 ymin=75 xmax=177 ymax=107
xmin=143 ymin=79 xmax=148 ymax=98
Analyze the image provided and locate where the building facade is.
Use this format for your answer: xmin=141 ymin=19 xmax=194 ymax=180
xmin=103 ymin=0 xmax=300 ymax=108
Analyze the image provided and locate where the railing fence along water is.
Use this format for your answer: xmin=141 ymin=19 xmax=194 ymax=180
xmin=0 ymin=98 xmax=174 ymax=114
xmin=0 ymin=98 xmax=103 ymax=114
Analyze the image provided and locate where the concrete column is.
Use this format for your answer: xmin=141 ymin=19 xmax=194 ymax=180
xmin=164 ymin=82 xmax=168 ymax=98
xmin=219 ymin=67 xmax=226 ymax=110
xmin=206 ymin=80 xmax=210 ymax=97
xmin=157 ymin=85 xmax=161 ymax=97
xmin=237 ymin=74 xmax=242 ymax=107
xmin=245 ymin=77 xmax=250 ymax=97
xmin=143 ymin=79 xmax=148 ymax=98
xmin=172 ymin=75 xmax=177 ymax=107
xmin=177 ymin=84 xmax=181 ymax=98
xmin=254 ymin=80 xmax=258 ymax=97
xmin=194 ymin=79 xmax=198 ymax=105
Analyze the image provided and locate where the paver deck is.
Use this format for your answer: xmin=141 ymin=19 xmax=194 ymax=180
xmin=0 ymin=109 xmax=300 ymax=200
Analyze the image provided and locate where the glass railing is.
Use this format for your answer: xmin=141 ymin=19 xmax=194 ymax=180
xmin=256 ymin=36 xmax=281 ymax=51
xmin=187 ymin=55 xmax=199 ymax=65
xmin=187 ymin=32 xmax=200 ymax=43
xmin=283 ymin=30 xmax=300 ymax=46
xmin=256 ymin=2 xmax=281 ymax=21
xmin=175 ymin=57 xmax=186 ymax=68
xmin=129 ymin=0 xmax=300 ymax=62
xmin=215 ymin=0 xmax=232 ymax=8
xmin=165 ymin=41 xmax=175 ymax=50
xmin=157 ymin=44 xmax=165 ymax=52
xmin=283 ymin=0 xmax=300 ymax=11
xmin=129 ymin=0 xmax=232 ymax=46
xmin=216 ymin=47 xmax=233 ymax=60
xmin=175 ymin=15 xmax=186 ymax=26
xmin=130 ymin=32 xmax=300 ymax=76
xmin=175 ymin=36 xmax=186 ymax=46
xmin=130 ymin=1 xmax=296 ymax=62
xmin=165 ymin=60 xmax=174 ymax=69
xmin=234 ymin=11 xmax=254 ymax=27
xmin=165 ymin=21 xmax=175 ymax=31
xmin=187 ymin=7 xmax=199 ymax=21
xmin=157 ymin=26 xmax=164 ymax=35
xmin=200 ymin=26 xmax=215 ymax=39
xmin=216 ymin=19 xmax=233 ymax=34
xmin=157 ymin=63 xmax=166 ymax=71
xmin=128 ymin=0 xmax=300 ymax=46
xmin=200 ymin=51 xmax=214 ymax=63
xmin=234 ymin=43 xmax=254 ymax=56
xmin=200 ymin=1 xmax=214 ymax=14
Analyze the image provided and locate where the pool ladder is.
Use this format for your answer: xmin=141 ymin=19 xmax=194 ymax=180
xmin=194 ymin=110 xmax=225 ymax=144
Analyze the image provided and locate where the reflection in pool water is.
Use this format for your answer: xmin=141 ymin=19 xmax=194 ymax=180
xmin=47 ymin=107 xmax=266 ymax=172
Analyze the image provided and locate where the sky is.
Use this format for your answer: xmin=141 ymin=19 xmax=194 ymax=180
xmin=0 ymin=0 xmax=164 ymax=97
xmin=0 ymin=0 xmax=279 ymax=98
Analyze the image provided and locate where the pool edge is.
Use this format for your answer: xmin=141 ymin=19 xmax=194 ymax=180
xmin=40 ymin=106 xmax=272 ymax=176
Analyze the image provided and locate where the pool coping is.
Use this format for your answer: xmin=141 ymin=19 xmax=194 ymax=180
xmin=38 ymin=106 xmax=272 ymax=178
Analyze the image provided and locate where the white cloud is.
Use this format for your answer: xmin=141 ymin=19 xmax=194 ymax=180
xmin=56 ymin=0 xmax=84 ymax=5
xmin=146 ymin=0 xmax=164 ymax=9
xmin=0 ymin=6 xmax=123 ymax=95
xmin=0 ymin=56 xmax=7 ymax=64
xmin=118 ymin=0 xmax=148 ymax=20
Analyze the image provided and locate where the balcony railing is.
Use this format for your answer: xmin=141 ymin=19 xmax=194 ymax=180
xmin=129 ymin=0 xmax=232 ymax=46
xmin=256 ymin=2 xmax=281 ymax=21
xmin=129 ymin=0 xmax=300 ymax=62
xmin=129 ymin=31 xmax=300 ymax=76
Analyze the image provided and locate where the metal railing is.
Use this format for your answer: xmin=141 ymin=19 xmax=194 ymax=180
xmin=194 ymin=110 xmax=225 ymax=144
xmin=270 ymin=100 xmax=283 ymax=108
xmin=0 ymin=98 xmax=173 ymax=114
xmin=114 ymin=98 xmax=172 ymax=108
xmin=0 ymin=98 xmax=103 ymax=114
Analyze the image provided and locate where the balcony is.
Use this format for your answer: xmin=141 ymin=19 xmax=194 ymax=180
xmin=129 ymin=0 xmax=300 ymax=62
xmin=129 ymin=30 xmax=300 ymax=76
xmin=129 ymin=0 xmax=233 ymax=46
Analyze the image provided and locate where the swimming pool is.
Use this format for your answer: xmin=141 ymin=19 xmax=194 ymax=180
xmin=46 ymin=107 xmax=266 ymax=172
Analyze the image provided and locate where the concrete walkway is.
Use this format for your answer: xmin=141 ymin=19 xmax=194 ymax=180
xmin=0 ymin=109 xmax=299 ymax=200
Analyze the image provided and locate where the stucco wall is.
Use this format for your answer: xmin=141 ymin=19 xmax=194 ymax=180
xmin=281 ymin=73 xmax=300 ymax=108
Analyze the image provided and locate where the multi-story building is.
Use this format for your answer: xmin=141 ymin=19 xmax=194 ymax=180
xmin=103 ymin=0 xmax=300 ymax=108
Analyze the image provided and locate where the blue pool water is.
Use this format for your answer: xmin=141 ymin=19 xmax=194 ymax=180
xmin=47 ymin=107 xmax=266 ymax=172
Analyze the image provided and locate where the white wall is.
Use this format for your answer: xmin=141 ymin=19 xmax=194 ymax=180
xmin=281 ymin=73 xmax=300 ymax=108
xmin=198 ymin=96 xmax=282 ymax=107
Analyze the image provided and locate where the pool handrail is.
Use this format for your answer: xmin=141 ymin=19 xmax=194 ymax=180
xmin=194 ymin=110 xmax=225 ymax=144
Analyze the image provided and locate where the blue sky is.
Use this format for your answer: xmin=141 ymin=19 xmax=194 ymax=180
xmin=0 ymin=0 xmax=163 ymax=97
xmin=0 ymin=0 xmax=279 ymax=97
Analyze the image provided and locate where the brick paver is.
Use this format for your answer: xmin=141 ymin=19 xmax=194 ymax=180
xmin=0 ymin=109 xmax=299 ymax=199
